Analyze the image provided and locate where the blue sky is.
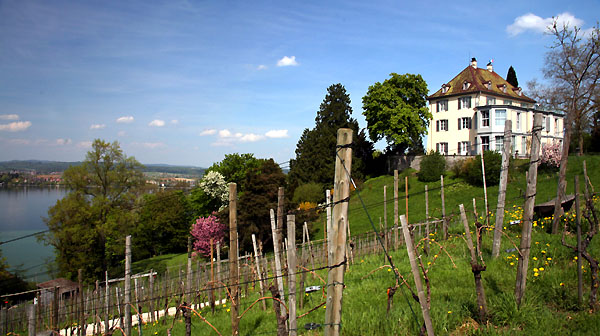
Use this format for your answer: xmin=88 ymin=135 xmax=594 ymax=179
xmin=0 ymin=0 xmax=598 ymax=167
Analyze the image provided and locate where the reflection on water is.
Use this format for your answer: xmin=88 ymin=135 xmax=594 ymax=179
xmin=0 ymin=187 xmax=67 ymax=282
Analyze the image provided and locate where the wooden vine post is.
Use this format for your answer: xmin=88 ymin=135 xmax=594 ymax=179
xmin=324 ymin=128 xmax=353 ymax=336
xmin=515 ymin=113 xmax=542 ymax=306
xmin=576 ymin=175 xmax=583 ymax=305
xmin=384 ymin=185 xmax=388 ymax=250
xmin=251 ymin=234 xmax=267 ymax=310
xmin=229 ymin=182 xmax=240 ymax=335
xmin=441 ymin=175 xmax=447 ymax=240
xmin=270 ymin=208 xmax=287 ymax=326
xmin=186 ymin=236 xmax=193 ymax=304
xmin=480 ymin=146 xmax=490 ymax=227
xmin=124 ymin=236 xmax=132 ymax=336
xmin=287 ymin=215 xmax=298 ymax=336
xmin=492 ymin=120 xmax=512 ymax=258
xmin=400 ymin=215 xmax=434 ymax=336
xmin=425 ymin=185 xmax=430 ymax=255
xmin=459 ymin=204 xmax=488 ymax=321
xmin=394 ymin=170 xmax=399 ymax=248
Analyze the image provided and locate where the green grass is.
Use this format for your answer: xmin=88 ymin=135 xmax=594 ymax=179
xmin=116 ymin=155 xmax=600 ymax=335
xmin=310 ymin=154 xmax=600 ymax=240
xmin=114 ymin=220 xmax=600 ymax=335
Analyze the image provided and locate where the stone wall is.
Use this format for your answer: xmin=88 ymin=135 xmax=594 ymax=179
xmin=388 ymin=154 xmax=476 ymax=173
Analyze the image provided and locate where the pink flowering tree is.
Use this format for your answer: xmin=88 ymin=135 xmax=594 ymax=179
xmin=190 ymin=215 xmax=226 ymax=257
xmin=540 ymin=143 xmax=562 ymax=170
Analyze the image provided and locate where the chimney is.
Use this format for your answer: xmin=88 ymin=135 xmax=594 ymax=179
xmin=487 ymin=61 xmax=493 ymax=72
xmin=470 ymin=57 xmax=477 ymax=68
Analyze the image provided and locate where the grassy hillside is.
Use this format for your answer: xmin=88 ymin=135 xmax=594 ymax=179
xmin=311 ymin=155 xmax=600 ymax=240
xmin=112 ymin=155 xmax=600 ymax=335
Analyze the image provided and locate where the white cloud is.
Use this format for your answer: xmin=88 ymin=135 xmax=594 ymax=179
xmin=149 ymin=119 xmax=165 ymax=127
xmin=257 ymin=64 xmax=268 ymax=70
xmin=200 ymin=129 xmax=217 ymax=136
xmin=0 ymin=121 xmax=31 ymax=132
xmin=55 ymin=138 xmax=72 ymax=146
xmin=240 ymin=133 xmax=265 ymax=142
xmin=0 ymin=114 xmax=19 ymax=120
xmin=171 ymin=119 xmax=179 ymax=125
xmin=277 ymin=56 xmax=299 ymax=67
xmin=77 ymin=141 xmax=92 ymax=148
xmin=507 ymin=12 xmax=585 ymax=36
xmin=116 ymin=116 xmax=134 ymax=123
xmin=90 ymin=124 xmax=106 ymax=130
xmin=118 ymin=131 xmax=126 ymax=136
xmin=219 ymin=129 xmax=233 ymax=138
xmin=265 ymin=129 xmax=289 ymax=138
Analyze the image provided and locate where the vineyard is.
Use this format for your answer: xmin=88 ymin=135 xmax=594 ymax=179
xmin=2 ymin=129 xmax=600 ymax=335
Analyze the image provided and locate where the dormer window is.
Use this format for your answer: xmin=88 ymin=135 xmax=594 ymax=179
xmin=496 ymin=84 xmax=507 ymax=93
xmin=513 ymin=87 xmax=523 ymax=96
xmin=462 ymin=81 xmax=471 ymax=90
xmin=484 ymin=81 xmax=491 ymax=90
xmin=441 ymin=84 xmax=449 ymax=94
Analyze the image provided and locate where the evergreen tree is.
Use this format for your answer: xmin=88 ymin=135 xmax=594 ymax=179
xmin=288 ymin=83 xmax=372 ymax=194
xmin=506 ymin=66 xmax=519 ymax=87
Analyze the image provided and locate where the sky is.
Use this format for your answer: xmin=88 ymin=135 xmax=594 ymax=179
xmin=0 ymin=0 xmax=598 ymax=168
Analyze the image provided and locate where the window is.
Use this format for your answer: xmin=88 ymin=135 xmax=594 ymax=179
xmin=503 ymin=100 xmax=512 ymax=105
xmin=481 ymin=110 xmax=489 ymax=127
xmin=521 ymin=136 xmax=527 ymax=155
xmin=554 ymin=119 xmax=560 ymax=135
xmin=462 ymin=81 xmax=471 ymax=90
xmin=441 ymin=85 xmax=449 ymax=94
xmin=521 ymin=103 xmax=529 ymax=108
xmin=486 ymin=96 xmax=496 ymax=105
xmin=512 ymin=135 xmax=516 ymax=154
xmin=516 ymin=112 xmax=521 ymax=130
xmin=495 ymin=109 xmax=506 ymax=126
xmin=495 ymin=136 xmax=504 ymax=152
xmin=459 ymin=96 xmax=472 ymax=109
xmin=436 ymin=100 xmax=448 ymax=112
xmin=458 ymin=141 xmax=470 ymax=155
xmin=542 ymin=116 xmax=547 ymax=131
xmin=436 ymin=119 xmax=448 ymax=131
xmin=481 ymin=136 xmax=490 ymax=151
xmin=457 ymin=117 xmax=472 ymax=130
xmin=546 ymin=117 xmax=551 ymax=132
xmin=436 ymin=142 xmax=448 ymax=155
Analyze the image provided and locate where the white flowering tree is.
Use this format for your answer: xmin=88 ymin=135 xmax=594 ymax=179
xmin=199 ymin=171 xmax=229 ymax=210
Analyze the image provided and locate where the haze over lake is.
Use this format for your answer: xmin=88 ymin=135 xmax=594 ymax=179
xmin=0 ymin=187 xmax=66 ymax=282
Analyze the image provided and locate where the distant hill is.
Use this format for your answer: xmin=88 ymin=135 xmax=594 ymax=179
xmin=0 ymin=160 xmax=206 ymax=176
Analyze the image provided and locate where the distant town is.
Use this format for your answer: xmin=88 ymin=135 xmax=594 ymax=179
xmin=0 ymin=160 xmax=205 ymax=188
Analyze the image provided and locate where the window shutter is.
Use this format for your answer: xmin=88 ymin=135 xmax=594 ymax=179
xmin=436 ymin=120 xmax=439 ymax=132
xmin=436 ymin=143 xmax=439 ymax=152
xmin=458 ymin=99 xmax=462 ymax=109
xmin=458 ymin=118 xmax=461 ymax=130
xmin=467 ymin=97 xmax=472 ymax=108
xmin=458 ymin=142 xmax=461 ymax=154
xmin=468 ymin=117 xmax=472 ymax=129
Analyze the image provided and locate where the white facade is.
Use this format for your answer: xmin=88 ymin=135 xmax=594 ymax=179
xmin=426 ymin=60 xmax=564 ymax=157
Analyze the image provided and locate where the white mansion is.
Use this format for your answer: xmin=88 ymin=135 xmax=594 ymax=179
xmin=426 ymin=58 xmax=564 ymax=157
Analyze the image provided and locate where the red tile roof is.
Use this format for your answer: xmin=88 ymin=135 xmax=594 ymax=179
xmin=428 ymin=65 xmax=536 ymax=104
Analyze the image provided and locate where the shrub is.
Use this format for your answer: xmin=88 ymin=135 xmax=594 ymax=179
xmin=465 ymin=150 xmax=503 ymax=186
xmin=190 ymin=215 xmax=226 ymax=257
xmin=292 ymin=182 xmax=323 ymax=204
xmin=418 ymin=151 xmax=446 ymax=182
xmin=539 ymin=143 xmax=561 ymax=171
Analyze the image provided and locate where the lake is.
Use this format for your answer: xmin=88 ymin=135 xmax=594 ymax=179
xmin=0 ymin=187 xmax=66 ymax=282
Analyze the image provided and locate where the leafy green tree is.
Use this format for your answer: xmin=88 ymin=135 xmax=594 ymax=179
xmin=292 ymin=182 xmax=324 ymax=204
xmin=206 ymin=153 xmax=261 ymax=192
xmin=43 ymin=139 xmax=144 ymax=280
xmin=133 ymin=190 xmax=192 ymax=260
xmin=288 ymin=83 xmax=373 ymax=191
xmin=506 ymin=66 xmax=519 ymax=88
xmin=0 ymin=249 xmax=34 ymax=298
xmin=362 ymin=73 xmax=431 ymax=154
xmin=189 ymin=171 xmax=229 ymax=217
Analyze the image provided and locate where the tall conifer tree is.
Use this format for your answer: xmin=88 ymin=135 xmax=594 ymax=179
xmin=506 ymin=66 xmax=519 ymax=87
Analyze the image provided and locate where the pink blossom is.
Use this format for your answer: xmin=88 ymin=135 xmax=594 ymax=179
xmin=540 ymin=143 xmax=562 ymax=169
xmin=190 ymin=215 xmax=226 ymax=257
